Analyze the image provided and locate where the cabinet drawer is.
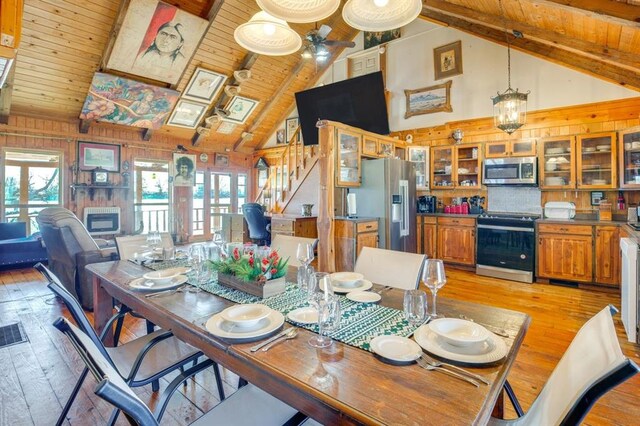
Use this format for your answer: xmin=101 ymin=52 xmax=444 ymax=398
xmin=422 ymin=216 xmax=437 ymax=224
xmin=356 ymin=221 xmax=378 ymax=233
xmin=438 ymin=217 xmax=475 ymax=227
xmin=271 ymin=219 xmax=294 ymax=232
xmin=538 ymin=223 xmax=592 ymax=235
xmin=230 ymin=231 xmax=245 ymax=242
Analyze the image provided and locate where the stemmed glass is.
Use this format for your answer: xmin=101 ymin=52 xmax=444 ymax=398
xmin=308 ymin=273 xmax=340 ymax=348
xmin=296 ymin=243 xmax=314 ymax=290
xmin=188 ymin=244 xmax=206 ymax=293
xmin=146 ymin=231 xmax=161 ymax=258
xmin=403 ymin=289 xmax=428 ymax=327
xmin=422 ymin=259 xmax=447 ymax=318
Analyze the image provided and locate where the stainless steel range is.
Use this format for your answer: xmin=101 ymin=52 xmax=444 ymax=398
xmin=475 ymin=212 xmax=539 ymax=283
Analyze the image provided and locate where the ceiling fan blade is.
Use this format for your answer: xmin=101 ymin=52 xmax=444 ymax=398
xmin=323 ymin=40 xmax=356 ymax=48
xmin=317 ymin=24 xmax=332 ymax=39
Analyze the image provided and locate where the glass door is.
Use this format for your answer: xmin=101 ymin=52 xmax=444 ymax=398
xmin=336 ymin=128 xmax=362 ymax=187
xmin=619 ymin=126 xmax=640 ymax=188
xmin=455 ymin=144 xmax=480 ymax=188
xmin=539 ymin=136 xmax=575 ymax=189
xmin=408 ymin=146 xmax=429 ymax=190
xmin=576 ymin=132 xmax=617 ymax=189
xmin=431 ymin=146 xmax=453 ymax=188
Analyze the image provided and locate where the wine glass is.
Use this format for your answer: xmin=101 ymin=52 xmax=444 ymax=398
xmin=188 ymin=244 xmax=206 ymax=293
xmin=308 ymin=294 xmax=341 ymax=348
xmin=403 ymin=289 xmax=428 ymax=327
xmin=146 ymin=231 xmax=161 ymax=258
xmin=422 ymin=259 xmax=446 ymax=318
xmin=296 ymin=243 xmax=314 ymax=289
xmin=307 ymin=272 xmax=331 ymax=302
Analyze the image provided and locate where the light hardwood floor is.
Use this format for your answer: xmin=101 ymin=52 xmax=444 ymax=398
xmin=0 ymin=266 xmax=638 ymax=425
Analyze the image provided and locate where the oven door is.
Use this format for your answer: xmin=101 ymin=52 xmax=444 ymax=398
xmin=476 ymin=224 xmax=535 ymax=271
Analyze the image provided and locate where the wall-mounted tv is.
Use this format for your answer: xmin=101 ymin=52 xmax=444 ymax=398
xmin=295 ymin=71 xmax=389 ymax=146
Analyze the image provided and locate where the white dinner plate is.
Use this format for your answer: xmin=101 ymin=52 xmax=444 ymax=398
xmin=220 ymin=304 xmax=272 ymax=327
xmin=287 ymin=306 xmax=318 ymax=325
xmin=129 ymin=275 xmax=188 ymax=291
xmin=346 ymin=291 xmax=381 ymax=303
xmin=414 ymin=324 xmax=507 ymax=365
xmin=205 ymin=310 xmax=284 ymax=340
xmin=370 ymin=335 xmax=422 ymax=363
xmin=321 ymin=279 xmax=373 ymax=294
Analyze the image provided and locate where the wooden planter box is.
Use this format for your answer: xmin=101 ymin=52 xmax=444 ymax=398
xmin=217 ymin=273 xmax=286 ymax=298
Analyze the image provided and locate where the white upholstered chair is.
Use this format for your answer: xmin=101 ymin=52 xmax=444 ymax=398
xmin=115 ymin=233 xmax=173 ymax=261
xmin=270 ymin=234 xmax=319 ymax=267
xmin=353 ymin=247 xmax=425 ymax=290
xmin=489 ymin=305 xmax=638 ymax=425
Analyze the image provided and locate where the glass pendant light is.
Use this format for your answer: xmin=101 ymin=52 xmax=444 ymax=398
xmin=342 ymin=0 xmax=422 ymax=32
xmin=233 ymin=11 xmax=302 ymax=56
xmin=256 ymin=0 xmax=340 ymax=23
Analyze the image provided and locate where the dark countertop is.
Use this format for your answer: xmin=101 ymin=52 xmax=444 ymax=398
xmin=536 ymin=217 xmax=626 ymax=226
xmin=334 ymin=216 xmax=379 ymax=222
xmin=417 ymin=213 xmax=480 ymax=218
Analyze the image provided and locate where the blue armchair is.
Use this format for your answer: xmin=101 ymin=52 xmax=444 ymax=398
xmin=0 ymin=222 xmax=48 ymax=269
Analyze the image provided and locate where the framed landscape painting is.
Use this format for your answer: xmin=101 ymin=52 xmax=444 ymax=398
xmin=166 ymin=99 xmax=208 ymax=128
xmin=182 ymin=67 xmax=227 ymax=103
xmin=223 ymin=96 xmax=259 ymax=124
xmin=404 ymin=80 xmax=453 ymax=118
xmin=105 ymin=0 xmax=208 ymax=85
xmin=80 ymin=73 xmax=179 ymax=129
xmin=78 ymin=141 xmax=120 ymax=172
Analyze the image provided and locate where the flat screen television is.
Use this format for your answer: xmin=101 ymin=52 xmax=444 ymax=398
xmin=294 ymin=71 xmax=389 ymax=146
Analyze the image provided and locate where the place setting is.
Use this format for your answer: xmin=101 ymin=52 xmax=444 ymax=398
xmin=204 ymin=304 xmax=286 ymax=342
xmin=128 ymin=268 xmax=189 ymax=292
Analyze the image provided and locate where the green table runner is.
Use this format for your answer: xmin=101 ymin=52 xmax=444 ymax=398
xmin=147 ymin=261 xmax=417 ymax=351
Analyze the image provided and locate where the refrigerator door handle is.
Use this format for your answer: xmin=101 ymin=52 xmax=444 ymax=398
xmin=399 ymin=180 xmax=409 ymax=237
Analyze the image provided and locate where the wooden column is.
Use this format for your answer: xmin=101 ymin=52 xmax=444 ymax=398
xmin=317 ymin=121 xmax=336 ymax=272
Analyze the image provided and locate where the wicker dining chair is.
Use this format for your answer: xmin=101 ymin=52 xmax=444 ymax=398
xmin=53 ymin=316 xmax=306 ymax=426
xmin=35 ymin=263 xmax=225 ymax=426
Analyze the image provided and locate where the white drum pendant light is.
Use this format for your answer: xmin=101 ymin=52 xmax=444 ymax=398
xmin=342 ymin=0 xmax=422 ymax=32
xmin=256 ymin=0 xmax=340 ymax=23
xmin=234 ymin=11 xmax=302 ymax=56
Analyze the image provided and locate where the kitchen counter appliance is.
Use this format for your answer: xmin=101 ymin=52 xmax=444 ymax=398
xmin=482 ymin=156 xmax=537 ymax=186
xmin=417 ymin=195 xmax=436 ymax=213
xmin=476 ymin=212 xmax=538 ymax=283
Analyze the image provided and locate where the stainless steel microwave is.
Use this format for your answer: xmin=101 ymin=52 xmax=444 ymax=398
xmin=482 ymin=156 xmax=537 ymax=186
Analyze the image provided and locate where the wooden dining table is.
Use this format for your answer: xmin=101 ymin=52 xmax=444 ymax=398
xmin=88 ymin=260 xmax=530 ymax=425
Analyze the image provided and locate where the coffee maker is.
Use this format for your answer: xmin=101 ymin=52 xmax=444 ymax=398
xmin=417 ymin=195 xmax=437 ymax=213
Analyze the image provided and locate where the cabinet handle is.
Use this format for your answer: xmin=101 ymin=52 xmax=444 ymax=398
xmin=559 ymin=227 xmax=569 ymax=232
xmin=471 ymin=230 xmax=475 ymax=237
xmin=539 ymin=238 xmax=542 ymax=245
xmin=365 ymin=225 xmax=372 ymax=229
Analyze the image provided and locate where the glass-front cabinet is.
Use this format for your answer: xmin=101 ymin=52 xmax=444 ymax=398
xmin=576 ymin=132 xmax=617 ymax=189
xmin=362 ymin=136 xmax=395 ymax=158
xmin=408 ymin=146 xmax=430 ymax=190
xmin=539 ymin=136 xmax=575 ymax=189
xmin=455 ymin=144 xmax=481 ymax=189
xmin=431 ymin=146 xmax=454 ymax=188
xmin=485 ymin=139 xmax=536 ymax=158
xmin=336 ymin=128 xmax=362 ymax=187
xmin=619 ymin=126 xmax=640 ymax=188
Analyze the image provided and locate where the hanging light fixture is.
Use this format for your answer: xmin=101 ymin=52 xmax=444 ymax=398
xmin=234 ymin=11 xmax=302 ymax=56
xmin=492 ymin=0 xmax=529 ymax=135
xmin=256 ymin=0 xmax=340 ymax=23
xmin=342 ymin=0 xmax=422 ymax=32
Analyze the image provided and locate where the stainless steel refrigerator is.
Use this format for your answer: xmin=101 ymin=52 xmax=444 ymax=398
xmin=349 ymin=158 xmax=417 ymax=252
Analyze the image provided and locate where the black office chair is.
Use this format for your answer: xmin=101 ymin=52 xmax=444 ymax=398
xmin=242 ymin=203 xmax=271 ymax=246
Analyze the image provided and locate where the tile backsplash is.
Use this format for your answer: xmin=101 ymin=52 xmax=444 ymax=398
xmin=488 ymin=187 xmax=542 ymax=214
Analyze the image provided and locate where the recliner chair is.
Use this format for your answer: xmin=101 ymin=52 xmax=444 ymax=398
xmin=241 ymin=203 xmax=271 ymax=246
xmin=37 ymin=207 xmax=117 ymax=309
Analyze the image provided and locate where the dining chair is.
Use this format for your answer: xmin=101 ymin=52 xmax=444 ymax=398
xmin=242 ymin=203 xmax=271 ymax=246
xmin=270 ymin=234 xmax=319 ymax=267
xmin=54 ymin=316 xmax=307 ymax=426
xmin=115 ymin=233 xmax=174 ymax=261
xmin=353 ymin=247 xmax=426 ymax=290
xmin=35 ymin=263 xmax=225 ymax=426
xmin=489 ymin=305 xmax=639 ymax=425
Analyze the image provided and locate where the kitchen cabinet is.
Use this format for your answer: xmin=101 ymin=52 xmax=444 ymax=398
xmin=485 ymin=139 xmax=536 ymax=158
xmin=408 ymin=146 xmax=430 ymax=191
xmin=576 ymin=132 xmax=617 ymax=189
xmin=220 ymin=213 xmax=248 ymax=243
xmin=416 ymin=216 xmax=437 ymax=259
xmin=618 ymin=126 xmax=640 ymax=188
xmin=430 ymin=144 xmax=481 ymax=189
xmin=270 ymin=215 xmax=318 ymax=238
xmin=336 ymin=128 xmax=362 ymax=187
xmin=362 ymin=135 xmax=395 ymax=158
xmin=539 ymin=136 xmax=576 ymax=189
xmin=334 ymin=218 xmax=379 ymax=271
xmin=594 ymin=226 xmax=620 ymax=286
xmin=436 ymin=217 xmax=476 ymax=266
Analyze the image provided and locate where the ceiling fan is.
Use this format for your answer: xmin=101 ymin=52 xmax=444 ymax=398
xmin=301 ymin=24 xmax=355 ymax=61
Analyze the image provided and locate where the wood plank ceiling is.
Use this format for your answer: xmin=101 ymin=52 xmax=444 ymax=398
xmin=4 ymin=0 xmax=640 ymax=153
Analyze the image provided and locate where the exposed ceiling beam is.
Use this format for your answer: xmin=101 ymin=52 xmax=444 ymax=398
xmin=538 ymin=0 xmax=640 ymax=25
xmin=420 ymin=8 xmax=640 ymax=92
xmin=424 ymin=0 xmax=640 ymax=72
xmin=0 ymin=61 xmax=16 ymax=124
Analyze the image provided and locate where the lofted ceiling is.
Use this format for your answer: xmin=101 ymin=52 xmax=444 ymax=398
xmin=2 ymin=0 xmax=640 ymax=153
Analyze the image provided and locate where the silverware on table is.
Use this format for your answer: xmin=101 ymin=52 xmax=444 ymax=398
xmin=459 ymin=314 xmax=511 ymax=338
xmin=420 ymin=353 xmax=490 ymax=385
xmin=261 ymin=329 xmax=298 ymax=352
xmin=375 ymin=286 xmax=393 ymax=295
xmin=250 ymin=328 xmax=293 ymax=352
xmin=416 ymin=357 xmax=480 ymax=387
xmin=144 ymin=285 xmax=186 ymax=299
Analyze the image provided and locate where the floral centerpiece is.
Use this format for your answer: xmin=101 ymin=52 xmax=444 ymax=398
xmin=210 ymin=246 xmax=289 ymax=297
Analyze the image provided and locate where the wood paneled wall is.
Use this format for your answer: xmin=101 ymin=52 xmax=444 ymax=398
xmin=0 ymin=115 xmax=252 ymax=233
xmin=393 ymin=97 xmax=640 ymax=211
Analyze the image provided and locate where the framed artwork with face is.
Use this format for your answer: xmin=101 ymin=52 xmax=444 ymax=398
xmin=172 ymin=153 xmax=196 ymax=187
xmin=433 ymin=41 xmax=463 ymax=80
xmin=222 ymin=96 xmax=259 ymax=124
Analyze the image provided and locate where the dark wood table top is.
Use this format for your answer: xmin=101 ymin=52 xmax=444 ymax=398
xmin=88 ymin=261 xmax=530 ymax=425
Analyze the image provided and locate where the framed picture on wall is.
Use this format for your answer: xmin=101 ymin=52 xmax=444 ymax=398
xmin=172 ymin=153 xmax=196 ymax=187
xmin=182 ymin=67 xmax=227 ymax=103
xmin=215 ymin=153 xmax=229 ymax=167
xmin=404 ymin=80 xmax=453 ymax=118
xmin=286 ymin=117 xmax=299 ymax=143
xmin=433 ymin=41 xmax=463 ymax=80
xmin=78 ymin=141 xmax=121 ymax=172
